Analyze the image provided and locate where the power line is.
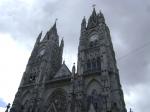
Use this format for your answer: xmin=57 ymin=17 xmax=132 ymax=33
xmin=117 ymin=41 xmax=150 ymax=61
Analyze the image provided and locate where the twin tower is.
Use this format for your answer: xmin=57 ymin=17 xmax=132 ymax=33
xmin=10 ymin=8 xmax=127 ymax=112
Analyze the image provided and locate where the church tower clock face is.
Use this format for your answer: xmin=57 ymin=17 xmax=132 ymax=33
xmin=90 ymin=34 xmax=98 ymax=42
xmin=39 ymin=49 xmax=45 ymax=56
xmin=89 ymin=34 xmax=99 ymax=47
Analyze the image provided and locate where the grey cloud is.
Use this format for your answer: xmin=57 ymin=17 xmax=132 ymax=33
xmin=0 ymin=98 xmax=6 ymax=108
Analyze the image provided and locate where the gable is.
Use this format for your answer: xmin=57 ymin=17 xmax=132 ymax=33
xmin=54 ymin=64 xmax=71 ymax=78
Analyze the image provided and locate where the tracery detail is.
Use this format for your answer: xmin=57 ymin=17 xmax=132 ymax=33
xmin=47 ymin=89 xmax=67 ymax=112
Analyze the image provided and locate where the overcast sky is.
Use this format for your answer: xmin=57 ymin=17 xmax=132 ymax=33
xmin=0 ymin=0 xmax=150 ymax=112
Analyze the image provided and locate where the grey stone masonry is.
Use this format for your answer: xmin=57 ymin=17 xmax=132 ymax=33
xmin=10 ymin=8 xmax=127 ymax=112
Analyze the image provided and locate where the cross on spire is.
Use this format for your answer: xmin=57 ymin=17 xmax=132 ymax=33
xmin=92 ymin=4 xmax=96 ymax=8
xmin=55 ymin=18 xmax=58 ymax=22
xmin=130 ymin=108 xmax=133 ymax=112
xmin=55 ymin=18 xmax=58 ymax=23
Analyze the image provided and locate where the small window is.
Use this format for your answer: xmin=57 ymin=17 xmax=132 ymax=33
xmin=92 ymin=59 xmax=96 ymax=70
xmin=94 ymin=102 xmax=98 ymax=110
xmin=90 ymin=42 xmax=93 ymax=47
xmin=29 ymin=75 xmax=36 ymax=82
xmin=87 ymin=60 xmax=91 ymax=70
xmin=95 ymin=40 xmax=98 ymax=46
xmin=97 ymin=57 xmax=101 ymax=69
xmin=47 ymin=35 xmax=49 ymax=40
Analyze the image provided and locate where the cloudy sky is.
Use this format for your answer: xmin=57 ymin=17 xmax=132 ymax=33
xmin=0 ymin=0 xmax=150 ymax=111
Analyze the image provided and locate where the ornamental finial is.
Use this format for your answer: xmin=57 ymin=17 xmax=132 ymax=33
xmin=55 ymin=18 xmax=58 ymax=23
xmin=92 ymin=4 xmax=96 ymax=9
xmin=130 ymin=108 xmax=133 ymax=112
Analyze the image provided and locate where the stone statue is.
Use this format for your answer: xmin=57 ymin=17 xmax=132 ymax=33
xmin=5 ymin=103 xmax=11 ymax=112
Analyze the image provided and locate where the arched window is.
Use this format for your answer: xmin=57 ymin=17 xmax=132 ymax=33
xmin=97 ymin=57 xmax=101 ymax=69
xmin=95 ymin=40 xmax=98 ymax=46
xmin=47 ymin=34 xmax=49 ymax=40
xmin=22 ymin=100 xmax=29 ymax=112
xmin=90 ymin=41 xmax=93 ymax=47
xmin=94 ymin=102 xmax=98 ymax=111
xmin=47 ymin=89 xmax=67 ymax=112
xmin=92 ymin=89 xmax=97 ymax=96
xmin=92 ymin=59 xmax=96 ymax=70
xmin=87 ymin=60 xmax=91 ymax=70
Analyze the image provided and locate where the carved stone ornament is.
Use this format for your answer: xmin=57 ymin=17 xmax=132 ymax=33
xmin=46 ymin=90 xmax=67 ymax=112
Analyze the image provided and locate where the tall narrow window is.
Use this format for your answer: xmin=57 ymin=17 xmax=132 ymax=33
xmin=87 ymin=60 xmax=91 ymax=71
xmin=94 ymin=102 xmax=98 ymax=111
xmin=97 ymin=57 xmax=101 ymax=69
xmin=90 ymin=41 xmax=93 ymax=47
xmin=95 ymin=40 xmax=98 ymax=46
xmin=92 ymin=59 xmax=96 ymax=70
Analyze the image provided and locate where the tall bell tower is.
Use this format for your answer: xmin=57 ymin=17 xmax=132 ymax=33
xmin=10 ymin=21 xmax=64 ymax=112
xmin=9 ymin=7 xmax=127 ymax=112
xmin=77 ymin=7 xmax=127 ymax=112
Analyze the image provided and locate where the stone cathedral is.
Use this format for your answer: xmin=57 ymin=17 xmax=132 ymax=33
xmin=10 ymin=8 xmax=127 ymax=112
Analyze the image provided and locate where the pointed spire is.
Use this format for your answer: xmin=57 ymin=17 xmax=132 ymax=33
xmin=59 ymin=37 xmax=64 ymax=65
xmin=92 ymin=4 xmax=96 ymax=8
xmin=60 ymin=37 xmax=64 ymax=47
xmin=82 ymin=16 xmax=86 ymax=25
xmin=60 ymin=38 xmax=64 ymax=49
xmin=130 ymin=108 xmax=133 ymax=112
xmin=35 ymin=31 xmax=42 ymax=45
xmin=97 ymin=10 xmax=105 ymax=23
xmin=50 ymin=18 xmax=58 ymax=36
xmin=37 ymin=31 xmax=42 ymax=40
xmin=87 ymin=5 xmax=98 ymax=29
xmin=72 ymin=63 xmax=76 ymax=75
xmin=91 ymin=4 xmax=97 ymax=17
xmin=42 ymin=19 xmax=59 ymax=44
xmin=63 ymin=60 xmax=65 ymax=64
xmin=99 ymin=11 xmax=104 ymax=18
xmin=28 ymin=31 xmax=42 ymax=64
xmin=53 ymin=18 xmax=57 ymax=29
xmin=71 ymin=63 xmax=75 ymax=81
xmin=81 ymin=16 xmax=86 ymax=33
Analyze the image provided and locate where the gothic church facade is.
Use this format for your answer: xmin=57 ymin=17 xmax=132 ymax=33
xmin=10 ymin=8 xmax=127 ymax=112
